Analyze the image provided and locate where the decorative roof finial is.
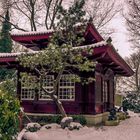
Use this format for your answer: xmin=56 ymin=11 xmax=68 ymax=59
xmin=88 ymin=17 xmax=93 ymax=23
xmin=107 ymin=37 xmax=112 ymax=43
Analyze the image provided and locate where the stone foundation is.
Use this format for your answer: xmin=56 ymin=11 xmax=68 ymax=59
xmin=84 ymin=112 xmax=109 ymax=125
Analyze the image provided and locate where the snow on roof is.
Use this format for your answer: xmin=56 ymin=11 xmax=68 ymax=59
xmin=0 ymin=52 xmax=21 ymax=57
xmin=73 ymin=41 xmax=107 ymax=50
xmin=0 ymin=51 xmax=38 ymax=58
xmin=10 ymin=29 xmax=54 ymax=36
xmin=0 ymin=41 xmax=107 ymax=58
xmin=10 ymin=23 xmax=85 ymax=37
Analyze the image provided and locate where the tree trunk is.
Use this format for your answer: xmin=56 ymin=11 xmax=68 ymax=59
xmin=51 ymin=94 xmax=67 ymax=118
xmin=42 ymin=87 xmax=67 ymax=118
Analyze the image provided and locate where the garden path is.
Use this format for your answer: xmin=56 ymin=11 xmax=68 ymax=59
xmin=18 ymin=111 xmax=140 ymax=140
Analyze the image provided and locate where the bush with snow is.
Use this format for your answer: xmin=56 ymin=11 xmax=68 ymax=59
xmin=25 ymin=123 xmax=41 ymax=132
xmin=108 ymin=108 xmax=117 ymax=121
xmin=61 ymin=117 xmax=73 ymax=129
xmin=122 ymin=92 xmax=140 ymax=113
xmin=68 ymin=122 xmax=83 ymax=130
xmin=40 ymin=123 xmax=60 ymax=130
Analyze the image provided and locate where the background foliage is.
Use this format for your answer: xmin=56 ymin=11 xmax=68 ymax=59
xmin=23 ymin=115 xmax=87 ymax=126
xmin=0 ymin=77 xmax=17 ymax=96
xmin=122 ymin=92 xmax=140 ymax=113
xmin=0 ymin=90 xmax=20 ymax=140
xmin=0 ymin=10 xmax=13 ymax=81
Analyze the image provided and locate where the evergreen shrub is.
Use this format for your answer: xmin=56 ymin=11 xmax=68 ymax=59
xmin=23 ymin=115 xmax=87 ymax=126
xmin=122 ymin=92 xmax=140 ymax=113
xmin=0 ymin=90 xmax=20 ymax=140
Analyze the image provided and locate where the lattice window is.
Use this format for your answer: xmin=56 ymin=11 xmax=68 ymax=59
xmin=39 ymin=75 xmax=54 ymax=100
xmin=21 ymin=76 xmax=36 ymax=100
xmin=21 ymin=74 xmax=75 ymax=101
xmin=103 ymin=80 xmax=108 ymax=102
xmin=58 ymin=74 xmax=75 ymax=101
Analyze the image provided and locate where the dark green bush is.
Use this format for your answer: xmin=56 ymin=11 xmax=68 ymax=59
xmin=108 ymin=108 xmax=117 ymax=121
xmin=23 ymin=115 xmax=63 ymax=126
xmin=0 ymin=78 xmax=16 ymax=97
xmin=25 ymin=124 xmax=40 ymax=132
xmin=23 ymin=115 xmax=87 ymax=126
xmin=72 ymin=115 xmax=87 ymax=125
xmin=0 ymin=90 xmax=20 ymax=140
xmin=122 ymin=92 xmax=140 ymax=113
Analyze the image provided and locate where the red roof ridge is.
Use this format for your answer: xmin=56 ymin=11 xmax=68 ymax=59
xmin=73 ymin=41 xmax=107 ymax=50
xmin=10 ymin=23 xmax=85 ymax=37
xmin=10 ymin=29 xmax=54 ymax=37
xmin=0 ymin=41 xmax=107 ymax=58
xmin=0 ymin=51 xmax=38 ymax=57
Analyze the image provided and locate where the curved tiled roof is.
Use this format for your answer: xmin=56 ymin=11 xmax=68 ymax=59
xmin=10 ymin=29 xmax=54 ymax=37
xmin=0 ymin=41 xmax=134 ymax=76
xmin=10 ymin=23 xmax=85 ymax=37
xmin=0 ymin=41 xmax=108 ymax=58
xmin=73 ymin=41 xmax=107 ymax=50
xmin=0 ymin=51 xmax=38 ymax=58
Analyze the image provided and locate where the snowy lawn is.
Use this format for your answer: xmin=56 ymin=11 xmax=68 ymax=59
xmin=18 ymin=111 xmax=140 ymax=140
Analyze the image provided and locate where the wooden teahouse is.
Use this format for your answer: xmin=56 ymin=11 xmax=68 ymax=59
xmin=0 ymin=23 xmax=134 ymax=117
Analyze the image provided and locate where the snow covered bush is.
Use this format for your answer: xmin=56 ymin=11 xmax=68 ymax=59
xmin=25 ymin=123 xmax=41 ymax=132
xmin=0 ymin=90 xmax=20 ymax=140
xmin=122 ymin=92 xmax=140 ymax=113
xmin=61 ymin=117 xmax=73 ymax=129
xmin=68 ymin=122 xmax=83 ymax=130
xmin=23 ymin=115 xmax=87 ymax=126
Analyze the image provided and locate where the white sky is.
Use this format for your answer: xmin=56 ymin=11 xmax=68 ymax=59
xmin=1 ymin=0 xmax=132 ymax=58
xmin=109 ymin=0 xmax=133 ymax=58
xmin=110 ymin=13 xmax=133 ymax=58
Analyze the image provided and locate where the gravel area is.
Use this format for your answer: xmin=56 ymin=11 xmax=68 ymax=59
xmin=18 ymin=111 xmax=140 ymax=140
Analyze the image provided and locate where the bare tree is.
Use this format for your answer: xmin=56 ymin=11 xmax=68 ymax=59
xmin=84 ymin=0 xmax=121 ymax=36
xmin=116 ymin=51 xmax=140 ymax=94
xmin=0 ymin=0 xmax=120 ymax=33
xmin=9 ymin=0 xmax=63 ymax=31
xmin=43 ymin=0 xmax=63 ymax=29
xmin=0 ymin=0 xmax=27 ymax=31
xmin=124 ymin=0 xmax=140 ymax=49
xmin=11 ymin=0 xmax=43 ymax=31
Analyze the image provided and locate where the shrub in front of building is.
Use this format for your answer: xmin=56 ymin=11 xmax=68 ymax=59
xmin=122 ymin=92 xmax=140 ymax=113
xmin=23 ymin=115 xmax=87 ymax=126
xmin=0 ymin=90 xmax=20 ymax=140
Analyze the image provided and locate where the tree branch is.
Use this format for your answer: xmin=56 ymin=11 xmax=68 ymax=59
xmin=0 ymin=14 xmax=27 ymax=32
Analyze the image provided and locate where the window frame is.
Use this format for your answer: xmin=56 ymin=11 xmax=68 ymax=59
xmin=58 ymin=74 xmax=75 ymax=101
xmin=39 ymin=75 xmax=54 ymax=101
xmin=20 ymin=74 xmax=75 ymax=101
xmin=102 ymin=80 xmax=108 ymax=103
xmin=21 ymin=75 xmax=36 ymax=100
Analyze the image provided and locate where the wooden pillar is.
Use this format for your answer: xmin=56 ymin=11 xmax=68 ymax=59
xmin=17 ymin=68 xmax=21 ymax=101
xmin=95 ymin=72 xmax=103 ymax=114
xmin=87 ymin=82 xmax=95 ymax=114
xmin=75 ymin=82 xmax=83 ymax=114
xmin=108 ymin=75 xmax=115 ymax=109
xmin=18 ymin=111 xmax=23 ymax=131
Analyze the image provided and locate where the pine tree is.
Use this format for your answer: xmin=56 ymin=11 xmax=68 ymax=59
xmin=19 ymin=0 xmax=95 ymax=117
xmin=0 ymin=10 xmax=12 ymax=52
xmin=0 ymin=10 xmax=13 ymax=81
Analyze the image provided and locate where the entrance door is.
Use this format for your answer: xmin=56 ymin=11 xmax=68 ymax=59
xmin=102 ymin=80 xmax=110 ymax=112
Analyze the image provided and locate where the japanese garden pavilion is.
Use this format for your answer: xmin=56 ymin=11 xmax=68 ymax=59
xmin=0 ymin=23 xmax=134 ymax=116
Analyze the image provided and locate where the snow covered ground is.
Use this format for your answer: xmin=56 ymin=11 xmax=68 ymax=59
xmin=18 ymin=111 xmax=140 ymax=140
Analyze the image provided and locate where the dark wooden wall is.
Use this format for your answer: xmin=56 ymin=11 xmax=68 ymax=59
xmin=18 ymin=64 xmax=115 ymax=115
xmin=94 ymin=64 xmax=115 ymax=114
xmin=21 ymin=82 xmax=83 ymax=114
